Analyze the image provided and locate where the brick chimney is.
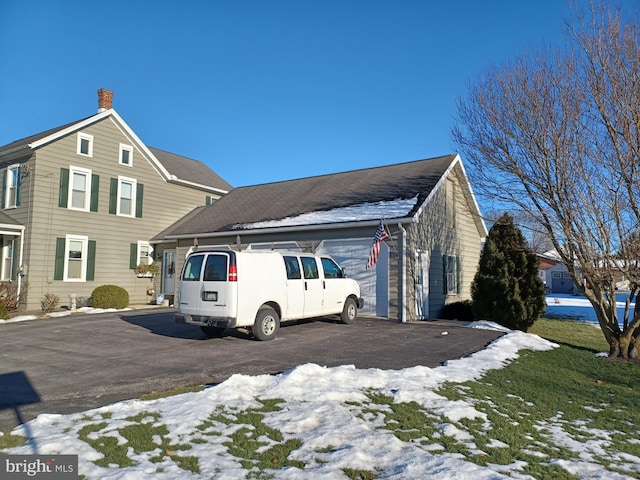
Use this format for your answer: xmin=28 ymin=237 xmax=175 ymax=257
xmin=97 ymin=88 xmax=114 ymax=112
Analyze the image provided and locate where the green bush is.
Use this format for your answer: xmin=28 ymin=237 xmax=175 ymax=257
xmin=91 ymin=285 xmax=129 ymax=309
xmin=0 ymin=302 xmax=8 ymax=320
xmin=439 ymin=300 xmax=475 ymax=321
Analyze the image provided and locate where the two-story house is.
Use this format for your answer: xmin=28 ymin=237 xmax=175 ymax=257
xmin=0 ymin=89 xmax=231 ymax=311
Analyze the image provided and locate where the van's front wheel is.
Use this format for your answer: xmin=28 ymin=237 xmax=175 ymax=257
xmin=340 ymin=297 xmax=358 ymax=324
xmin=253 ymin=307 xmax=280 ymax=341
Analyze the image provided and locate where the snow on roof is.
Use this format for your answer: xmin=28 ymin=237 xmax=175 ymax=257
xmin=233 ymin=195 xmax=419 ymax=229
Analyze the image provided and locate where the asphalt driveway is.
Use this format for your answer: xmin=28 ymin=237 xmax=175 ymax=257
xmin=0 ymin=308 xmax=503 ymax=432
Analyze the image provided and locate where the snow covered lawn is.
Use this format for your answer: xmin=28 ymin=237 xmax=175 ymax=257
xmin=545 ymin=293 xmax=635 ymax=324
xmin=1 ymin=297 xmax=638 ymax=479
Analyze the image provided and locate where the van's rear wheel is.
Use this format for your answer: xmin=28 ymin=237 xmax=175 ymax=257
xmin=200 ymin=326 xmax=226 ymax=338
xmin=340 ymin=297 xmax=358 ymax=324
xmin=253 ymin=307 xmax=280 ymax=341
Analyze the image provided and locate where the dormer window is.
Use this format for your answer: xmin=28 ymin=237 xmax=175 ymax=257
xmin=77 ymin=133 xmax=93 ymax=157
xmin=119 ymin=143 xmax=133 ymax=166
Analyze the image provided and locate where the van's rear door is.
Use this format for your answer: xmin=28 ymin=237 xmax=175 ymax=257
xmin=198 ymin=252 xmax=235 ymax=319
xmin=178 ymin=253 xmax=206 ymax=315
xmin=179 ymin=251 xmax=236 ymax=319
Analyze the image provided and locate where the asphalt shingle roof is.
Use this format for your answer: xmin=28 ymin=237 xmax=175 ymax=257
xmin=149 ymin=147 xmax=232 ymax=192
xmin=157 ymin=154 xmax=457 ymax=238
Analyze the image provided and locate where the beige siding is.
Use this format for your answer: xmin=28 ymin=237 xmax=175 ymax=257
xmin=17 ymin=118 xmax=222 ymax=310
xmin=405 ymin=167 xmax=483 ymax=320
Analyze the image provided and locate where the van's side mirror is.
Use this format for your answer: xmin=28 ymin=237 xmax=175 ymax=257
xmin=341 ymin=268 xmax=347 ymax=278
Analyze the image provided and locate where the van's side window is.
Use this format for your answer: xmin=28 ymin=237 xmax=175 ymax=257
xmin=300 ymin=257 xmax=319 ymax=279
xmin=283 ymin=256 xmax=301 ymax=279
xmin=321 ymin=257 xmax=344 ymax=278
xmin=204 ymin=254 xmax=227 ymax=281
xmin=182 ymin=254 xmax=204 ymax=281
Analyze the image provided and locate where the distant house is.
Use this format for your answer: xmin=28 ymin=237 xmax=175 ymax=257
xmin=152 ymin=154 xmax=488 ymax=321
xmin=538 ymin=250 xmax=578 ymax=294
xmin=0 ymin=89 xmax=231 ymax=311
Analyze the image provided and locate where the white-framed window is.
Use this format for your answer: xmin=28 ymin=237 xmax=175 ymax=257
xmin=65 ymin=234 xmax=88 ymax=282
xmin=1 ymin=238 xmax=13 ymax=281
xmin=119 ymin=143 xmax=133 ymax=166
xmin=68 ymin=166 xmax=92 ymax=211
xmin=117 ymin=176 xmax=137 ymax=216
xmin=5 ymin=164 xmax=19 ymax=209
xmin=445 ymin=254 xmax=459 ymax=295
xmin=77 ymin=133 xmax=93 ymax=157
xmin=138 ymin=241 xmax=152 ymax=266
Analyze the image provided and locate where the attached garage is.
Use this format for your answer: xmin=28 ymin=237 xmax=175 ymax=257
xmin=152 ymin=155 xmax=487 ymax=322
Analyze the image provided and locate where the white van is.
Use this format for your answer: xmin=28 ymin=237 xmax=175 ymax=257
xmin=174 ymin=248 xmax=364 ymax=341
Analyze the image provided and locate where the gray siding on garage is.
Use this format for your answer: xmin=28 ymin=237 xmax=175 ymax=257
xmin=405 ymin=166 xmax=483 ymax=320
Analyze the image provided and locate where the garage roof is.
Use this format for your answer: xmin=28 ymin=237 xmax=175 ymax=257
xmin=154 ymin=154 xmax=487 ymax=240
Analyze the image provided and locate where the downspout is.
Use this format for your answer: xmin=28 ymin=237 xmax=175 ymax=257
xmin=17 ymin=231 xmax=25 ymax=303
xmin=398 ymin=223 xmax=407 ymax=323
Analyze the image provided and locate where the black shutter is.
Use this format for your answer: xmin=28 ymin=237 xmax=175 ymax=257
xmin=130 ymin=243 xmax=138 ymax=269
xmin=87 ymin=240 xmax=96 ymax=281
xmin=109 ymin=178 xmax=117 ymax=214
xmin=135 ymin=183 xmax=144 ymax=218
xmin=90 ymin=174 xmax=99 ymax=212
xmin=59 ymin=168 xmax=69 ymax=208
xmin=54 ymin=237 xmax=65 ymax=280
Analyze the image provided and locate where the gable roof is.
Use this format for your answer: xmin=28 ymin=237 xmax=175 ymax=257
xmin=0 ymin=110 xmax=231 ymax=194
xmin=149 ymin=147 xmax=232 ymax=192
xmin=155 ymin=154 xmax=487 ymax=240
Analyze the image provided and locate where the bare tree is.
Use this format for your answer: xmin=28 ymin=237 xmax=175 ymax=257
xmin=452 ymin=1 xmax=640 ymax=359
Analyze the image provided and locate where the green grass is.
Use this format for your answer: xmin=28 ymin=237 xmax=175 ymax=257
xmin=77 ymin=412 xmax=196 ymax=471
xmin=530 ymin=317 xmax=609 ymax=352
xmin=196 ymin=398 xmax=305 ymax=475
xmin=0 ymin=431 xmax=27 ymax=453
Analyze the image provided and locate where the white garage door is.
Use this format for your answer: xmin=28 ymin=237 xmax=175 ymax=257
xmin=316 ymin=238 xmax=389 ymax=317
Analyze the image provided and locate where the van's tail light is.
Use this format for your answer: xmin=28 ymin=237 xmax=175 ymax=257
xmin=228 ymin=264 xmax=238 ymax=281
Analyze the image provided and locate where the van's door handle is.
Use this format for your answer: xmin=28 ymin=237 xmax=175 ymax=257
xmin=304 ymin=281 xmax=308 ymax=290
xmin=323 ymin=280 xmax=326 ymax=289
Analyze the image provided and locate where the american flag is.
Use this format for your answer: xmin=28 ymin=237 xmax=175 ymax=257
xmin=366 ymin=220 xmax=390 ymax=270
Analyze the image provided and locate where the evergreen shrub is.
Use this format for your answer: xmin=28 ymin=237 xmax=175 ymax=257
xmin=471 ymin=213 xmax=546 ymax=331
xmin=91 ymin=285 xmax=129 ymax=309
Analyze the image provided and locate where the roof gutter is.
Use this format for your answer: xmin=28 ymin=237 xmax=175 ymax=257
xmin=157 ymin=216 xmax=418 ymax=242
xmin=167 ymin=177 xmax=229 ymax=195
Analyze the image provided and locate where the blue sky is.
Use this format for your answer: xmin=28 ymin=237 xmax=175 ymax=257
xmin=1 ymin=1 xmax=581 ymax=194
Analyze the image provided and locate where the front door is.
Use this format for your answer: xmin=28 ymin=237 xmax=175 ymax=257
xmin=163 ymin=250 xmax=176 ymax=295
xmin=416 ymin=251 xmax=429 ymax=319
